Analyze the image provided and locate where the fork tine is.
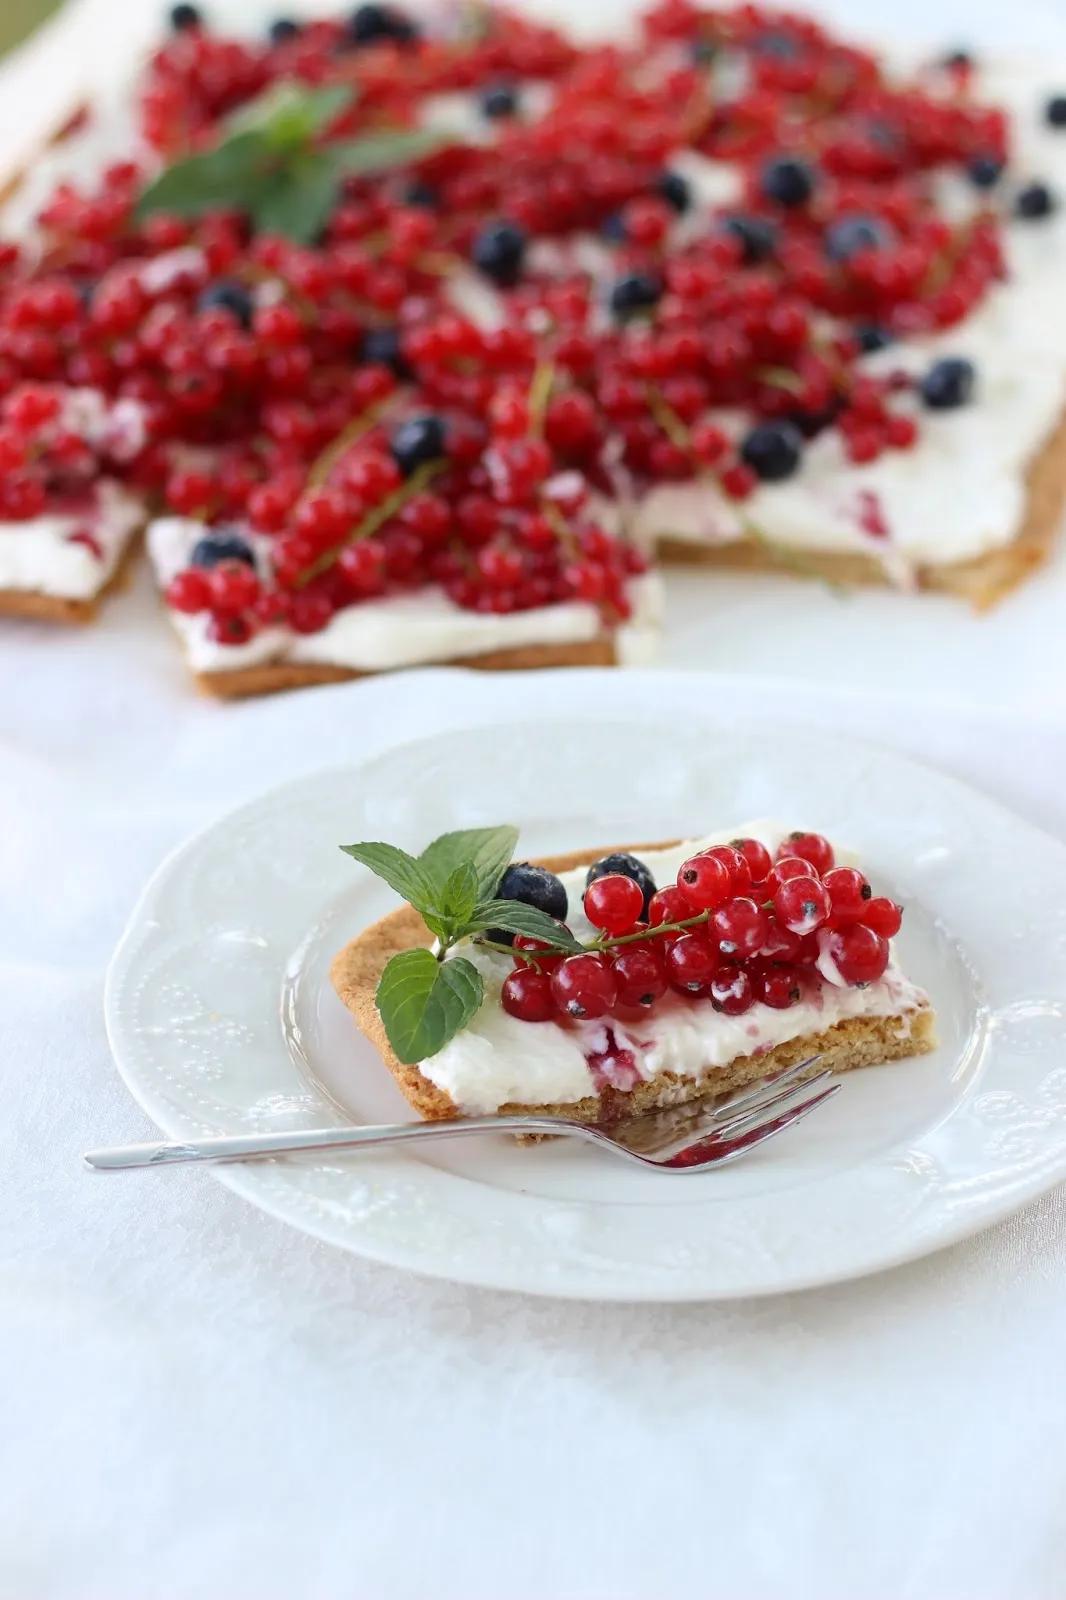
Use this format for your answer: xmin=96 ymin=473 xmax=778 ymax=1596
xmin=709 ymin=1065 xmax=834 ymax=1141
xmin=705 ymin=1055 xmax=821 ymax=1128
xmin=661 ymin=1082 xmax=841 ymax=1169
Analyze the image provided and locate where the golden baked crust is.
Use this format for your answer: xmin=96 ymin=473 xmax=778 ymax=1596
xmin=194 ymin=635 xmax=616 ymax=699
xmin=0 ymin=530 xmax=142 ymax=624
xmin=658 ymin=405 xmax=1066 ymax=610
xmin=330 ymin=842 xmax=936 ymax=1123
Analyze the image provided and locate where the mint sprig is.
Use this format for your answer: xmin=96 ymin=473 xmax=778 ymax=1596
xmin=136 ymin=82 xmax=446 ymax=244
xmin=340 ymin=824 xmax=579 ymax=1063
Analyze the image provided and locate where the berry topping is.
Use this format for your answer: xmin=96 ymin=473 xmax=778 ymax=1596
xmin=777 ymin=830 xmax=835 ymax=875
xmin=756 ymin=963 xmax=804 ymax=1009
xmin=824 ymin=215 xmax=892 ymax=262
xmin=740 ymin=421 xmax=803 ymax=482
xmin=190 ymin=531 xmax=256 ymax=569
xmin=655 ymin=170 xmax=691 ymax=213
xmin=855 ymin=325 xmax=894 ymax=354
xmin=822 ymin=866 xmax=872 ymax=924
xmin=611 ymin=944 xmax=667 ymax=1009
xmin=647 ymin=884 xmax=693 ymax=936
xmin=730 ymin=837 xmax=772 ymax=886
xmin=512 ymin=934 xmax=566 ymax=972
xmin=676 ymin=851 xmax=732 ymax=910
xmin=268 ymin=18 xmax=301 ymax=43
xmin=709 ymin=896 xmax=769 ymax=958
xmin=968 ymin=156 xmax=1003 ymax=189
xmin=860 ymin=897 xmax=903 ymax=938
xmin=480 ymin=82 xmax=519 ymax=119
xmin=501 ymin=967 xmax=555 ymax=1022
xmin=390 ymin=414 xmax=446 ymax=476
xmin=492 ymin=862 xmax=568 ymax=945
xmin=765 ymin=855 xmax=817 ymax=895
xmin=920 ymin=357 xmax=976 ymax=410
xmin=582 ymin=872 xmax=644 ymax=935
xmin=585 ymin=852 xmax=657 ymax=917
xmin=608 ymin=272 xmax=663 ymax=321
xmin=721 ymin=214 xmax=778 ymax=264
xmin=198 ymin=279 xmax=254 ymax=328
xmin=358 ymin=327 xmax=411 ymax=378
xmin=772 ymin=875 xmax=831 ymax=935
xmin=760 ymin=155 xmax=817 ymax=208
xmin=550 ymin=953 xmax=618 ymax=1019
xmin=346 ymin=4 xmax=418 ymax=47
xmin=1015 ymin=181 xmax=1056 ymax=220
xmin=666 ymin=932 xmax=719 ymax=993
xmin=169 ymin=3 xmax=202 ymax=31
xmin=1046 ymin=95 xmax=1066 ymax=129
xmin=821 ymin=924 xmax=890 ymax=986
xmin=472 ymin=220 xmax=527 ymax=286
xmin=710 ymin=963 xmax=755 ymax=1015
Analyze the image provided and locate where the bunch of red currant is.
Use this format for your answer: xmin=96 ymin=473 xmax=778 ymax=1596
xmin=499 ymin=830 xmax=902 ymax=1025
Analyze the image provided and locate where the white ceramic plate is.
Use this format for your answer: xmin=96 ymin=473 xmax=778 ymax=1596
xmin=105 ymin=716 xmax=1066 ymax=1300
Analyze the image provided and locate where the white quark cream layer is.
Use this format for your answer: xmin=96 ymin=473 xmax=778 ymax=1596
xmin=633 ymin=63 xmax=1066 ymax=573
xmin=148 ymin=516 xmax=662 ymax=673
xmin=0 ymin=480 xmax=143 ymax=599
xmin=422 ymin=823 xmax=929 ymax=1115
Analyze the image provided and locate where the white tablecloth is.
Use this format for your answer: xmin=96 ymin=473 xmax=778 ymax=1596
xmin=3 ymin=0 xmax=1066 ymax=1591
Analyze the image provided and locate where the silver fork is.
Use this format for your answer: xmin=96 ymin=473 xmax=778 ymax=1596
xmin=84 ymin=1057 xmax=837 ymax=1174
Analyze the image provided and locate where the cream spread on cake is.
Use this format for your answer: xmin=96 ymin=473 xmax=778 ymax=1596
xmin=0 ymin=480 xmax=143 ymax=599
xmin=420 ymin=822 xmax=929 ymax=1114
xmin=147 ymin=516 xmax=663 ymax=672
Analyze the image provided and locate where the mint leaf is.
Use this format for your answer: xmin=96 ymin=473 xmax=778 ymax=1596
xmin=226 ymin=82 xmax=353 ymax=145
xmin=440 ymin=861 xmax=480 ymax=926
xmin=252 ymin=154 xmax=340 ymax=244
xmin=329 ymin=128 xmax=446 ymax=176
xmin=339 ymin=841 xmax=440 ymax=916
xmin=471 ymin=900 xmax=583 ymax=951
xmin=376 ymin=949 xmax=484 ymax=1063
xmin=134 ymin=133 xmax=269 ymax=223
xmin=419 ymin=825 xmax=518 ymax=905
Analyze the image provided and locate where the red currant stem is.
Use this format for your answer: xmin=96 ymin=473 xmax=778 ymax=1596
xmin=475 ymin=908 xmax=719 ymax=963
xmin=539 ymin=498 xmax=578 ymax=557
xmin=754 ymin=365 xmax=804 ymax=395
xmin=415 ymin=250 xmax=463 ymax=276
xmin=526 ymin=359 xmax=555 ymax=439
xmin=920 ymin=216 xmax=977 ymax=295
xmin=295 ymin=457 xmax=445 ymax=586
xmin=644 ymin=385 xmax=690 ymax=450
xmin=304 ymin=395 xmax=398 ymax=491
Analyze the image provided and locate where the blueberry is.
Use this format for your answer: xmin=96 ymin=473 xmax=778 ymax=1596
xmin=968 ymin=155 xmax=1003 ymax=189
xmin=359 ymin=325 xmax=411 ymax=378
xmin=789 ymin=396 xmax=843 ymax=439
xmin=198 ymin=279 xmax=254 ymax=329
xmin=480 ymin=81 xmax=519 ymax=119
xmin=487 ymin=863 xmax=569 ymax=945
xmin=824 ymin=214 xmax=892 ymax=261
xmin=599 ymin=212 xmax=628 ymax=243
xmin=854 ymin=324 xmax=893 ymax=354
xmin=688 ymin=38 xmax=716 ymax=65
xmin=169 ymin=3 xmax=202 ymax=30
xmin=585 ymin=853 xmax=657 ymax=918
xmin=760 ymin=155 xmax=817 ymax=208
xmin=939 ymin=47 xmax=974 ymax=69
xmin=190 ymin=531 xmax=256 ymax=569
xmin=345 ymin=3 xmax=417 ymax=46
xmin=471 ymin=220 xmax=527 ymax=287
xmin=390 ymin=414 xmax=446 ymax=476
xmin=740 ymin=421 xmax=804 ymax=482
xmin=754 ymin=29 xmax=799 ymax=58
xmin=402 ymin=180 xmax=439 ymax=209
xmin=268 ymin=17 xmax=301 ymax=43
xmin=1045 ymin=94 xmax=1066 ymax=129
xmin=919 ymin=357 xmax=976 ymax=410
xmin=655 ymin=170 xmax=691 ymax=214
xmin=608 ymin=272 xmax=663 ymax=321
xmin=1016 ymin=181 xmax=1056 ymax=220
xmin=721 ymin=213 xmax=778 ymax=264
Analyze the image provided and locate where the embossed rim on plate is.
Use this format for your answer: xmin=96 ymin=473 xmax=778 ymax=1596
xmin=104 ymin=717 xmax=1066 ymax=1300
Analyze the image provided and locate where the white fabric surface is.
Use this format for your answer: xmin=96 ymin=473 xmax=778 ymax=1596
xmin=2 ymin=0 xmax=1066 ymax=1591
xmin=2 ymin=570 xmax=1066 ymax=1599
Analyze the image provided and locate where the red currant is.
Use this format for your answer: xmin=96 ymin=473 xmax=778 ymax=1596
xmin=860 ymin=897 xmax=902 ymax=938
xmin=772 ymin=875 xmax=832 ymax=935
xmin=710 ymin=896 xmax=768 ymax=958
xmin=676 ymin=852 xmax=731 ymax=911
xmin=777 ymin=830 xmax=835 ymax=875
xmin=550 ymin=954 xmax=618 ymax=1020
xmin=164 ymin=569 xmax=210 ymax=613
xmin=208 ymin=560 xmax=260 ymax=613
xmin=766 ymin=856 xmax=817 ymax=895
xmin=822 ymin=924 xmax=890 ymax=986
xmin=665 ymin=932 xmax=719 ymax=993
xmin=755 ymin=963 xmax=805 ymax=1009
xmin=583 ymin=873 xmax=644 ymax=935
xmin=701 ymin=845 xmax=753 ymax=896
xmin=512 ymin=934 xmax=565 ymax=973
xmin=730 ymin=836 xmax=772 ymax=885
xmin=710 ymin=963 xmax=755 ymax=1016
xmin=823 ymin=866 xmax=873 ymax=925
xmin=501 ymin=967 xmax=555 ymax=1022
xmin=611 ymin=944 xmax=667 ymax=1009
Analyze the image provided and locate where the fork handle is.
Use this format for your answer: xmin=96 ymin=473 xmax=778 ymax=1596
xmin=83 ymin=1115 xmax=575 ymax=1171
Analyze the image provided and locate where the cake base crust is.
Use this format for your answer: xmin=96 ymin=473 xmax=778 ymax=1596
xmin=659 ymin=405 xmax=1066 ymax=610
xmin=330 ymin=842 xmax=936 ymax=1124
xmin=0 ymin=531 xmax=142 ymax=624
xmin=194 ymin=635 xmax=617 ymax=699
